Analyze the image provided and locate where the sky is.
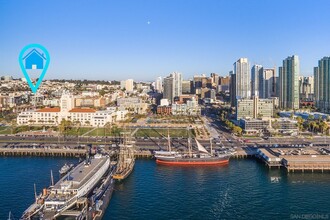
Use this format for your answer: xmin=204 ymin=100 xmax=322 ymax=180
xmin=1 ymin=0 xmax=330 ymax=81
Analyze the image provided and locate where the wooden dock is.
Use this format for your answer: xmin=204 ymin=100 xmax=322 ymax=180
xmin=231 ymin=147 xmax=257 ymax=159
xmin=282 ymin=155 xmax=330 ymax=173
xmin=0 ymin=147 xmax=86 ymax=157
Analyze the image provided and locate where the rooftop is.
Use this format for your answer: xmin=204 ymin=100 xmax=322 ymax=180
xmin=36 ymin=107 xmax=61 ymax=112
xmin=53 ymin=156 xmax=108 ymax=190
xmin=69 ymin=108 xmax=96 ymax=113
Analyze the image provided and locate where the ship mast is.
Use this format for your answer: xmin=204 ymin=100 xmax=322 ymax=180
xmin=34 ymin=183 xmax=37 ymax=202
xmin=167 ymin=128 xmax=171 ymax=152
xmin=210 ymin=138 xmax=213 ymax=156
xmin=188 ymin=127 xmax=192 ymax=157
xmin=50 ymin=170 xmax=54 ymax=186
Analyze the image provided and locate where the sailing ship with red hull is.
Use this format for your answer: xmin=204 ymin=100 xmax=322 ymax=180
xmin=154 ymin=129 xmax=230 ymax=166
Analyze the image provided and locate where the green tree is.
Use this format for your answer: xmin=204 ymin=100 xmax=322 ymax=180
xmin=308 ymin=114 xmax=314 ymax=121
xmin=296 ymin=116 xmax=304 ymax=131
xmin=232 ymin=126 xmax=242 ymax=135
xmin=272 ymin=120 xmax=280 ymax=130
xmin=320 ymin=121 xmax=329 ymax=134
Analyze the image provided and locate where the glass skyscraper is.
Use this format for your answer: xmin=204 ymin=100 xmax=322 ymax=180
xmin=314 ymin=57 xmax=330 ymax=113
xmin=279 ymin=55 xmax=300 ymax=110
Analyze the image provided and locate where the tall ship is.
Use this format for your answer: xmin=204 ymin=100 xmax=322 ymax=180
xmin=154 ymin=130 xmax=230 ymax=166
xmin=21 ymin=152 xmax=112 ymax=220
xmin=113 ymin=131 xmax=135 ymax=181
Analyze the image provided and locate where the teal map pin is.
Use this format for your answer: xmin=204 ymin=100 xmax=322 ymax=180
xmin=18 ymin=44 xmax=50 ymax=93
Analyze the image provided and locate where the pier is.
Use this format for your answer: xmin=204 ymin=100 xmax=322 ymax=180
xmin=282 ymin=155 xmax=330 ymax=173
xmin=253 ymin=147 xmax=330 ymax=172
xmin=1 ymin=141 xmax=330 ymax=173
xmin=0 ymin=147 xmax=86 ymax=157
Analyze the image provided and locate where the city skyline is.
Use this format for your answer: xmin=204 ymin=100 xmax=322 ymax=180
xmin=1 ymin=0 xmax=330 ymax=80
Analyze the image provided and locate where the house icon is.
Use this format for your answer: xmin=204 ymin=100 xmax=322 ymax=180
xmin=22 ymin=49 xmax=47 ymax=70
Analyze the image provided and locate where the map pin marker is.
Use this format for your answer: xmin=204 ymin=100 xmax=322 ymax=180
xmin=18 ymin=44 xmax=50 ymax=93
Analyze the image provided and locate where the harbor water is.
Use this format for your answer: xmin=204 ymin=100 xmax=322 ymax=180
xmin=1 ymin=157 xmax=330 ymax=220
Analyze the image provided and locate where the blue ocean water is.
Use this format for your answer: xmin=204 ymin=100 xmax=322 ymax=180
xmin=1 ymin=158 xmax=329 ymax=220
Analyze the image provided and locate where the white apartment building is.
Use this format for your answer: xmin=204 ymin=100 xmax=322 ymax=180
xmin=17 ymin=93 xmax=127 ymax=127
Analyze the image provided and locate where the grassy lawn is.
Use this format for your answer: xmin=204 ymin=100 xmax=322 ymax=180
xmin=66 ymin=127 xmax=94 ymax=136
xmin=85 ymin=128 xmax=113 ymax=137
xmin=135 ymin=128 xmax=195 ymax=138
xmin=0 ymin=127 xmax=11 ymax=134
xmin=67 ymin=127 xmax=123 ymax=137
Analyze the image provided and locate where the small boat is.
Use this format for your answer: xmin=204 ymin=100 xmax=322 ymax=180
xmin=59 ymin=163 xmax=74 ymax=175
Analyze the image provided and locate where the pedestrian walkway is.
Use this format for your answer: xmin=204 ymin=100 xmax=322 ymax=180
xmin=81 ymin=127 xmax=97 ymax=136
xmin=131 ymin=127 xmax=139 ymax=136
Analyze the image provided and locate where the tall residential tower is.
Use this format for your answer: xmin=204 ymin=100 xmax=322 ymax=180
xmin=251 ymin=64 xmax=262 ymax=97
xmin=314 ymin=57 xmax=330 ymax=113
xmin=163 ymin=72 xmax=182 ymax=103
xmin=234 ymin=58 xmax=251 ymax=100
xmin=279 ymin=55 xmax=300 ymax=110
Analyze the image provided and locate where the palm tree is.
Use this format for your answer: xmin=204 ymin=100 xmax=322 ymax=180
xmin=73 ymin=120 xmax=81 ymax=144
xmin=59 ymin=119 xmax=67 ymax=139
xmin=104 ymin=122 xmax=112 ymax=137
xmin=320 ymin=121 xmax=329 ymax=134
xmin=10 ymin=119 xmax=17 ymax=135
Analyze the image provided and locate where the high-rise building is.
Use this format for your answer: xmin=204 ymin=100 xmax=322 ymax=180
xmin=299 ymin=76 xmax=314 ymax=101
xmin=251 ymin=65 xmax=263 ymax=97
xmin=229 ymin=71 xmax=236 ymax=106
xmin=218 ymin=76 xmax=230 ymax=93
xmin=279 ymin=55 xmax=300 ymax=110
xmin=210 ymin=73 xmax=219 ymax=87
xmin=234 ymin=58 xmax=251 ymax=100
xmin=193 ymin=74 xmax=212 ymax=95
xmin=315 ymin=57 xmax=330 ymax=113
xmin=259 ymin=68 xmax=276 ymax=98
xmin=155 ymin=77 xmax=163 ymax=93
xmin=314 ymin=67 xmax=320 ymax=106
xmin=163 ymin=72 xmax=182 ymax=103
xmin=182 ymin=80 xmax=193 ymax=94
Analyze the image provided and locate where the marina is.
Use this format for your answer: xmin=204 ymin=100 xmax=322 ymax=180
xmin=0 ymin=135 xmax=329 ymax=219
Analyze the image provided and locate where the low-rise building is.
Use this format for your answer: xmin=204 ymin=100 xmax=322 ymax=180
xmin=240 ymin=118 xmax=298 ymax=134
xmin=157 ymin=106 xmax=172 ymax=115
xmin=17 ymin=93 xmax=127 ymax=127
xmin=172 ymin=97 xmax=201 ymax=116
xmin=116 ymin=97 xmax=148 ymax=114
xmin=240 ymin=119 xmax=270 ymax=134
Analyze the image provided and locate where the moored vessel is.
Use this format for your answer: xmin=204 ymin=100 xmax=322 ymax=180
xmin=154 ymin=129 xmax=230 ymax=166
xmin=59 ymin=163 xmax=74 ymax=175
xmin=113 ymin=131 xmax=135 ymax=181
xmin=21 ymin=152 xmax=111 ymax=220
